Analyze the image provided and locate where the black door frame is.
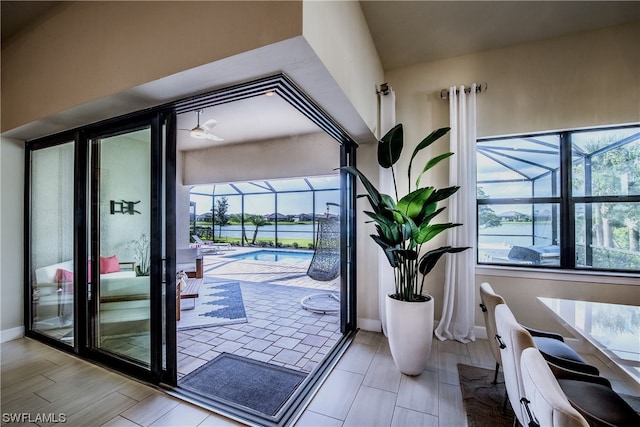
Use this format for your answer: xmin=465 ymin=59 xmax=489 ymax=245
xmin=24 ymin=73 xmax=358 ymax=400
xmin=83 ymin=114 xmax=166 ymax=382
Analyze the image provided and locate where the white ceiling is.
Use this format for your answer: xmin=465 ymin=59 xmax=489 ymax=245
xmin=361 ymin=1 xmax=640 ymax=70
xmin=176 ymin=93 xmax=320 ymax=151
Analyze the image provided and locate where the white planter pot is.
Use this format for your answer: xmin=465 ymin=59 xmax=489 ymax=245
xmin=385 ymin=294 xmax=434 ymax=376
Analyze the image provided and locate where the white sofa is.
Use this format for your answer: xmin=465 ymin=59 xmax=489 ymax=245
xmin=34 ymin=260 xmax=136 ymax=285
xmin=32 ymin=260 xmax=139 ymax=325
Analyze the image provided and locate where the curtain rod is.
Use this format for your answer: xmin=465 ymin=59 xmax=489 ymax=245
xmin=440 ymin=83 xmax=487 ymax=100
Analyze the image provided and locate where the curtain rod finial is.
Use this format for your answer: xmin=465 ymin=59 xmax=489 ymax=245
xmin=377 ymin=83 xmax=390 ymax=96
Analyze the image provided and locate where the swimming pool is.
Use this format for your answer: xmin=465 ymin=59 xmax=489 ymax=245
xmin=228 ymin=250 xmax=313 ymax=264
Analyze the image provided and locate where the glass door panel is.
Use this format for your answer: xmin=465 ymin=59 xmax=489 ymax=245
xmin=30 ymin=142 xmax=75 ymax=344
xmin=93 ymin=128 xmax=151 ymax=366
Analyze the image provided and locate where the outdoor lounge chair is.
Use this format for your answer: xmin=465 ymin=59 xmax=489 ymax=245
xmin=191 ymin=235 xmax=222 ymax=254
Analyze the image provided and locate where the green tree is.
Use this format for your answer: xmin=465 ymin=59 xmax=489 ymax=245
xmin=580 ymin=135 xmax=640 ymax=250
xmin=246 ymin=215 xmax=268 ymax=245
xmin=477 ymin=187 xmax=502 ymax=228
xmin=213 ymin=196 xmax=230 ymax=238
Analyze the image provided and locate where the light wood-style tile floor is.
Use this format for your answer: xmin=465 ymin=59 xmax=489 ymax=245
xmin=2 ymin=331 xmax=635 ymax=426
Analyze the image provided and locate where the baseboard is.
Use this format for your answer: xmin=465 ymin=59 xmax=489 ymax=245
xmin=353 ymin=321 xmax=586 ymax=353
xmin=357 ymin=317 xmax=381 ymax=333
xmin=475 ymin=325 xmax=488 ymax=340
xmin=1 ymin=326 xmax=24 ymax=343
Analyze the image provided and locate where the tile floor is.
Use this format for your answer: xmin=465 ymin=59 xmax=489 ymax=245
xmin=2 ymin=329 xmax=638 ymax=426
xmin=7 ymin=249 xmax=637 ymax=425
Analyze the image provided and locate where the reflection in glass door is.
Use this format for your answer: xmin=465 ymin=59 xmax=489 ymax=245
xmin=91 ymin=127 xmax=151 ymax=366
xmin=30 ymin=141 xmax=75 ymax=345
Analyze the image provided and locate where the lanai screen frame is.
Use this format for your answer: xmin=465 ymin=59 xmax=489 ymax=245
xmin=477 ymin=124 xmax=640 ymax=272
xmin=190 ymin=176 xmax=341 ymax=249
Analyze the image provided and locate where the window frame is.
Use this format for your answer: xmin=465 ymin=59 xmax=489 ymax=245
xmin=476 ymin=123 xmax=640 ymax=274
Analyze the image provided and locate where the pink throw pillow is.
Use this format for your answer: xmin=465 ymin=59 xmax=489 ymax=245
xmin=100 ymin=255 xmax=120 ymax=274
xmin=55 ymin=268 xmax=74 ymax=283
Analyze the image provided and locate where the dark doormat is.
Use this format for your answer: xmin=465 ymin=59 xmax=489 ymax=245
xmin=457 ymin=363 xmax=515 ymax=427
xmin=180 ymin=353 xmax=307 ymax=417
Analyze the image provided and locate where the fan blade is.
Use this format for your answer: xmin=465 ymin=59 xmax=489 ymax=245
xmin=201 ymin=118 xmax=218 ymax=129
xmin=205 ymin=133 xmax=224 ymax=141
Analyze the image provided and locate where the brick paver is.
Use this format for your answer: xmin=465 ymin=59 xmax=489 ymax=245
xmin=177 ymin=248 xmax=342 ymax=379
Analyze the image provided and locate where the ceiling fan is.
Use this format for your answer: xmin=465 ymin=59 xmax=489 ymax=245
xmin=180 ymin=110 xmax=223 ymax=141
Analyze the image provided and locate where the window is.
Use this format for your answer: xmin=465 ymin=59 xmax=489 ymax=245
xmin=477 ymin=124 xmax=640 ymax=273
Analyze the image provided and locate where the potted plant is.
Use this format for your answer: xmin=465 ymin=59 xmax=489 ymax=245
xmin=126 ymin=234 xmax=150 ymax=276
xmin=344 ymin=124 xmax=469 ymax=375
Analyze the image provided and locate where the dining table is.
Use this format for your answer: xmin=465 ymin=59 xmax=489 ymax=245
xmin=537 ymin=297 xmax=640 ymax=395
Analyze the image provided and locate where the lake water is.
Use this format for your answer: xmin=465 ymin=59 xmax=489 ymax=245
xmin=214 ymin=224 xmax=315 ymax=240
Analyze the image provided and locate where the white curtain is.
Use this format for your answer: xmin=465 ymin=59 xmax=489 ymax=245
xmin=378 ymin=87 xmax=396 ymax=335
xmin=435 ymin=84 xmax=477 ymax=343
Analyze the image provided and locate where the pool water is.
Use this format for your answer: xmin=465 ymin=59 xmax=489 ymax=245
xmin=228 ymin=250 xmax=313 ymax=264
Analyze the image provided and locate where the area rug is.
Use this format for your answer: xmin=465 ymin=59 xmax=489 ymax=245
xmin=180 ymin=353 xmax=307 ymax=416
xmin=458 ymin=363 xmax=515 ymax=427
xmin=177 ymin=279 xmax=247 ymax=330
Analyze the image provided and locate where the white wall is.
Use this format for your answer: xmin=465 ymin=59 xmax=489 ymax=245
xmin=303 ymin=0 xmax=384 ymax=137
xmin=183 ymin=132 xmax=339 ymax=185
xmin=31 ymin=143 xmax=74 ymax=270
xmin=176 ymin=149 xmax=191 ymax=249
xmin=384 ymin=22 xmax=640 ymax=333
xmin=0 ymin=138 xmax=25 ymax=341
xmin=99 ymin=132 xmax=151 ymax=261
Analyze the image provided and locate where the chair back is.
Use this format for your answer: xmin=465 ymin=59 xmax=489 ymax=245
xmin=520 ymin=348 xmax=589 ymax=427
xmin=495 ymin=303 xmax=537 ymax=426
xmin=479 ymin=282 xmax=506 ymax=365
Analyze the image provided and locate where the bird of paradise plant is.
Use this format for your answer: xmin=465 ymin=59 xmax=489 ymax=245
xmin=343 ymin=124 xmax=469 ymax=302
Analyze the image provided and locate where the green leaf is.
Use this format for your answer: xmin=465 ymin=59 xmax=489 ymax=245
xmin=418 ymin=246 xmax=470 ymax=276
xmin=342 ymin=166 xmax=382 ymax=207
xmin=392 ymin=248 xmax=419 ymax=261
xmin=396 ymin=187 xmax=435 ymax=221
xmin=371 ymin=235 xmax=399 ymax=267
xmin=430 ymin=186 xmax=460 ymax=203
xmin=416 ymin=206 xmax=446 ymax=226
xmin=416 ymin=152 xmax=454 ymax=187
xmin=378 ymin=124 xmax=403 ymax=168
xmin=415 ymin=222 xmax=461 ymax=244
xmin=380 ymin=194 xmax=397 ymax=210
xmin=372 ymin=219 xmax=404 ymax=246
xmin=407 ymin=127 xmax=450 ymax=184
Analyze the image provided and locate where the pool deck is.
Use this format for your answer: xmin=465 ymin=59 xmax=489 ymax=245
xmin=177 ymin=246 xmax=341 ymax=379
xmin=201 ymin=246 xmax=338 ymax=291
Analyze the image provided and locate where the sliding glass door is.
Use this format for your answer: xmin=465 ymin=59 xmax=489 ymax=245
xmin=26 ymin=113 xmax=175 ymax=384
xmin=90 ymin=127 xmax=152 ymax=365
xmin=29 ymin=140 xmax=76 ymax=345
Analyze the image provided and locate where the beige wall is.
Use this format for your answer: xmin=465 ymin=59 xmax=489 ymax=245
xmin=384 ymin=22 xmax=640 ymax=333
xmin=5 ymin=1 xmax=636 ymax=339
xmin=303 ymin=0 xmax=384 ymax=137
xmin=183 ymin=132 xmax=340 ymax=185
xmin=0 ymin=138 xmax=25 ymax=339
xmin=1 ymin=1 xmax=303 ymax=132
